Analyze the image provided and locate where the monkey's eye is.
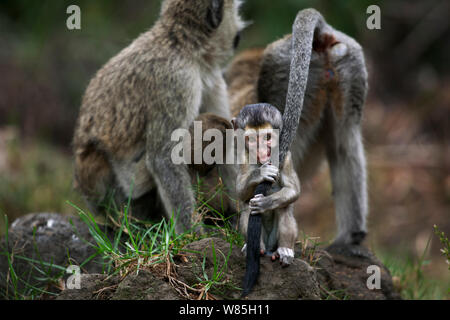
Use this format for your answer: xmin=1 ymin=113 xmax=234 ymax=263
xmin=261 ymin=133 xmax=271 ymax=142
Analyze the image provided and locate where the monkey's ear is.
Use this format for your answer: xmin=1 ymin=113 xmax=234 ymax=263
xmin=206 ymin=0 xmax=224 ymax=29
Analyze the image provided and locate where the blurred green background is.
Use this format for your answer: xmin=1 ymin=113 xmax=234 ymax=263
xmin=0 ymin=0 xmax=449 ymax=298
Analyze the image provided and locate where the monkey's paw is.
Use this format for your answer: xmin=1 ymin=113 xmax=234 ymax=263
xmin=272 ymin=247 xmax=294 ymax=267
xmin=260 ymin=163 xmax=279 ymax=183
xmin=249 ymin=194 xmax=271 ymax=215
xmin=326 ymin=242 xmax=371 ymax=259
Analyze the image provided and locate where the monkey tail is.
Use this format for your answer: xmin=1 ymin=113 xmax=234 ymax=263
xmin=242 ymin=181 xmax=271 ymax=297
xmin=242 ymin=213 xmax=261 ymax=297
xmin=242 ymin=9 xmax=325 ymax=298
xmin=279 ymin=8 xmax=325 ymax=164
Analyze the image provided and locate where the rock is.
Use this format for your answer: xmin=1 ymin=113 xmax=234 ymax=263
xmin=56 ymin=237 xmax=322 ymax=300
xmin=177 ymin=238 xmax=321 ymax=300
xmin=316 ymin=243 xmax=402 ymax=300
xmin=57 ymin=270 xmax=181 ymax=300
xmin=112 ymin=270 xmax=181 ymax=300
xmin=1 ymin=213 xmax=402 ymax=300
xmin=0 ymin=213 xmax=110 ymax=297
xmin=56 ymin=274 xmax=119 ymax=300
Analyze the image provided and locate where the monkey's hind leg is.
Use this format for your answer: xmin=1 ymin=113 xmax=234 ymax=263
xmin=74 ymin=144 xmax=123 ymax=215
xmin=325 ymin=111 xmax=368 ymax=246
xmin=274 ymin=206 xmax=298 ymax=266
xmin=147 ymin=152 xmax=197 ymax=234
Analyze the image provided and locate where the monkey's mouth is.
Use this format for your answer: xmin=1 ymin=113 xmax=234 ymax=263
xmin=257 ymin=146 xmax=271 ymax=164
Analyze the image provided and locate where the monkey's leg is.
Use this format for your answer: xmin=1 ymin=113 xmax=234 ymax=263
xmin=74 ymin=146 xmax=124 ymax=215
xmin=325 ymin=118 xmax=368 ymax=246
xmin=273 ymin=206 xmax=297 ymax=266
xmin=147 ymin=155 xmax=197 ymax=234
xmin=240 ymin=209 xmax=250 ymax=255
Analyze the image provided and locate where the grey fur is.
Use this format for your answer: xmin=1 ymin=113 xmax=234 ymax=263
xmin=227 ymin=8 xmax=369 ymax=245
xmin=234 ymin=105 xmax=300 ymax=264
xmin=73 ymin=0 xmax=244 ymax=233
xmin=237 ymin=152 xmax=300 ymax=264
xmin=279 ymin=9 xmax=325 ymax=166
xmin=234 ymin=103 xmax=283 ymax=131
xmin=261 ymin=9 xmax=369 ymax=245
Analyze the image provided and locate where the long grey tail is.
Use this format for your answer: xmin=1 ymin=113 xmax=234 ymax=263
xmin=279 ymin=8 xmax=325 ymax=165
xmin=242 ymin=9 xmax=325 ymax=298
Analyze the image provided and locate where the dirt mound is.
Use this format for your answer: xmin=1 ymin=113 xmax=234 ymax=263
xmin=0 ymin=213 xmax=401 ymax=300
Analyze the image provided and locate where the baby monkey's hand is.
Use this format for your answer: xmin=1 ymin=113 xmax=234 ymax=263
xmin=259 ymin=163 xmax=279 ymax=183
xmin=249 ymin=194 xmax=272 ymax=215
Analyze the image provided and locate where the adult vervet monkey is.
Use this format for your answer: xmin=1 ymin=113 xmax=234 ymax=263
xmin=73 ymin=0 xmax=245 ymax=233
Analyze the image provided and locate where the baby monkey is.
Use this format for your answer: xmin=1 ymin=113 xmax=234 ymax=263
xmin=233 ymin=104 xmax=300 ymax=266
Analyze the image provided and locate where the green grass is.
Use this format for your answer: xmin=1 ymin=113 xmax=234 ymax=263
xmin=69 ymin=175 xmax=243 ymax=300
xmin=192 ymin=171 xmax=242 ymax=245
xmin=3 ymin=199 xmax=449 ymax=300
xmin=379 ymin=234 xmax=449 ymax=300
xmin=296 ymin=230 xmax=328 ymax=268
xmin=194 ymin=239 xmax=241 ymax=300
xmin=66 ymin=193 xmax=243 ymax=300
xmin=434 ymin=225 xmax=450 ymax=271
xmin=1 ymin=194 xmax=243 ymax=300
xmin=0 ymin=214 xmax=69 ymax=300
xmin=0 ymin=137 xmax=244 ymax=300
xmin=0 ymin=136 xmax=90 ymax=299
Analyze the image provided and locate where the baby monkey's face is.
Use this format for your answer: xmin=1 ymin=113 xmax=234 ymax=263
xmin=244 ymin=124 xmax=279 ymax=164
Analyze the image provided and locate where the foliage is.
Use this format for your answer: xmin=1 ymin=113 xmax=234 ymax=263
xmin=380 ymin=239 xmax=449 ymax=300
xmin=0 ymin=215 xmax=68 ymax=300
xmin=1 ymin=182 xmax=244 ymax=299
xmin=67 ymin=197 xmax=243 ymax=300
xmin=0 ymin=0 xmax=448 ymax=300
xmin=433 ymin=225 xmax=450 ymax=271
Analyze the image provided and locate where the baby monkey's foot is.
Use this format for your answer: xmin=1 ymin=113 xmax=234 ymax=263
xmin=271 ymin=247 xmax=294 ymax=267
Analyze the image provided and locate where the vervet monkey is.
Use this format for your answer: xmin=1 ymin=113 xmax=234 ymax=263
xmin=226 ymin=8 xmax=369 ymax=248
xmin=234 ymin=104 xmax=300 ymax=268
xmin=73 ymin=0 xmax=245 ymax=233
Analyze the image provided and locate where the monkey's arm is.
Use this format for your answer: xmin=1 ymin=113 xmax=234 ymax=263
xmin=249 ymin=153 xmax=300 ymax=214
xmin=271 ymin=156 xmax=301 ymax=209
xmin=237 ymin=162 xmax=280 ymax=201
xmin=236 ymin=164 xmax=264 ymax=201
